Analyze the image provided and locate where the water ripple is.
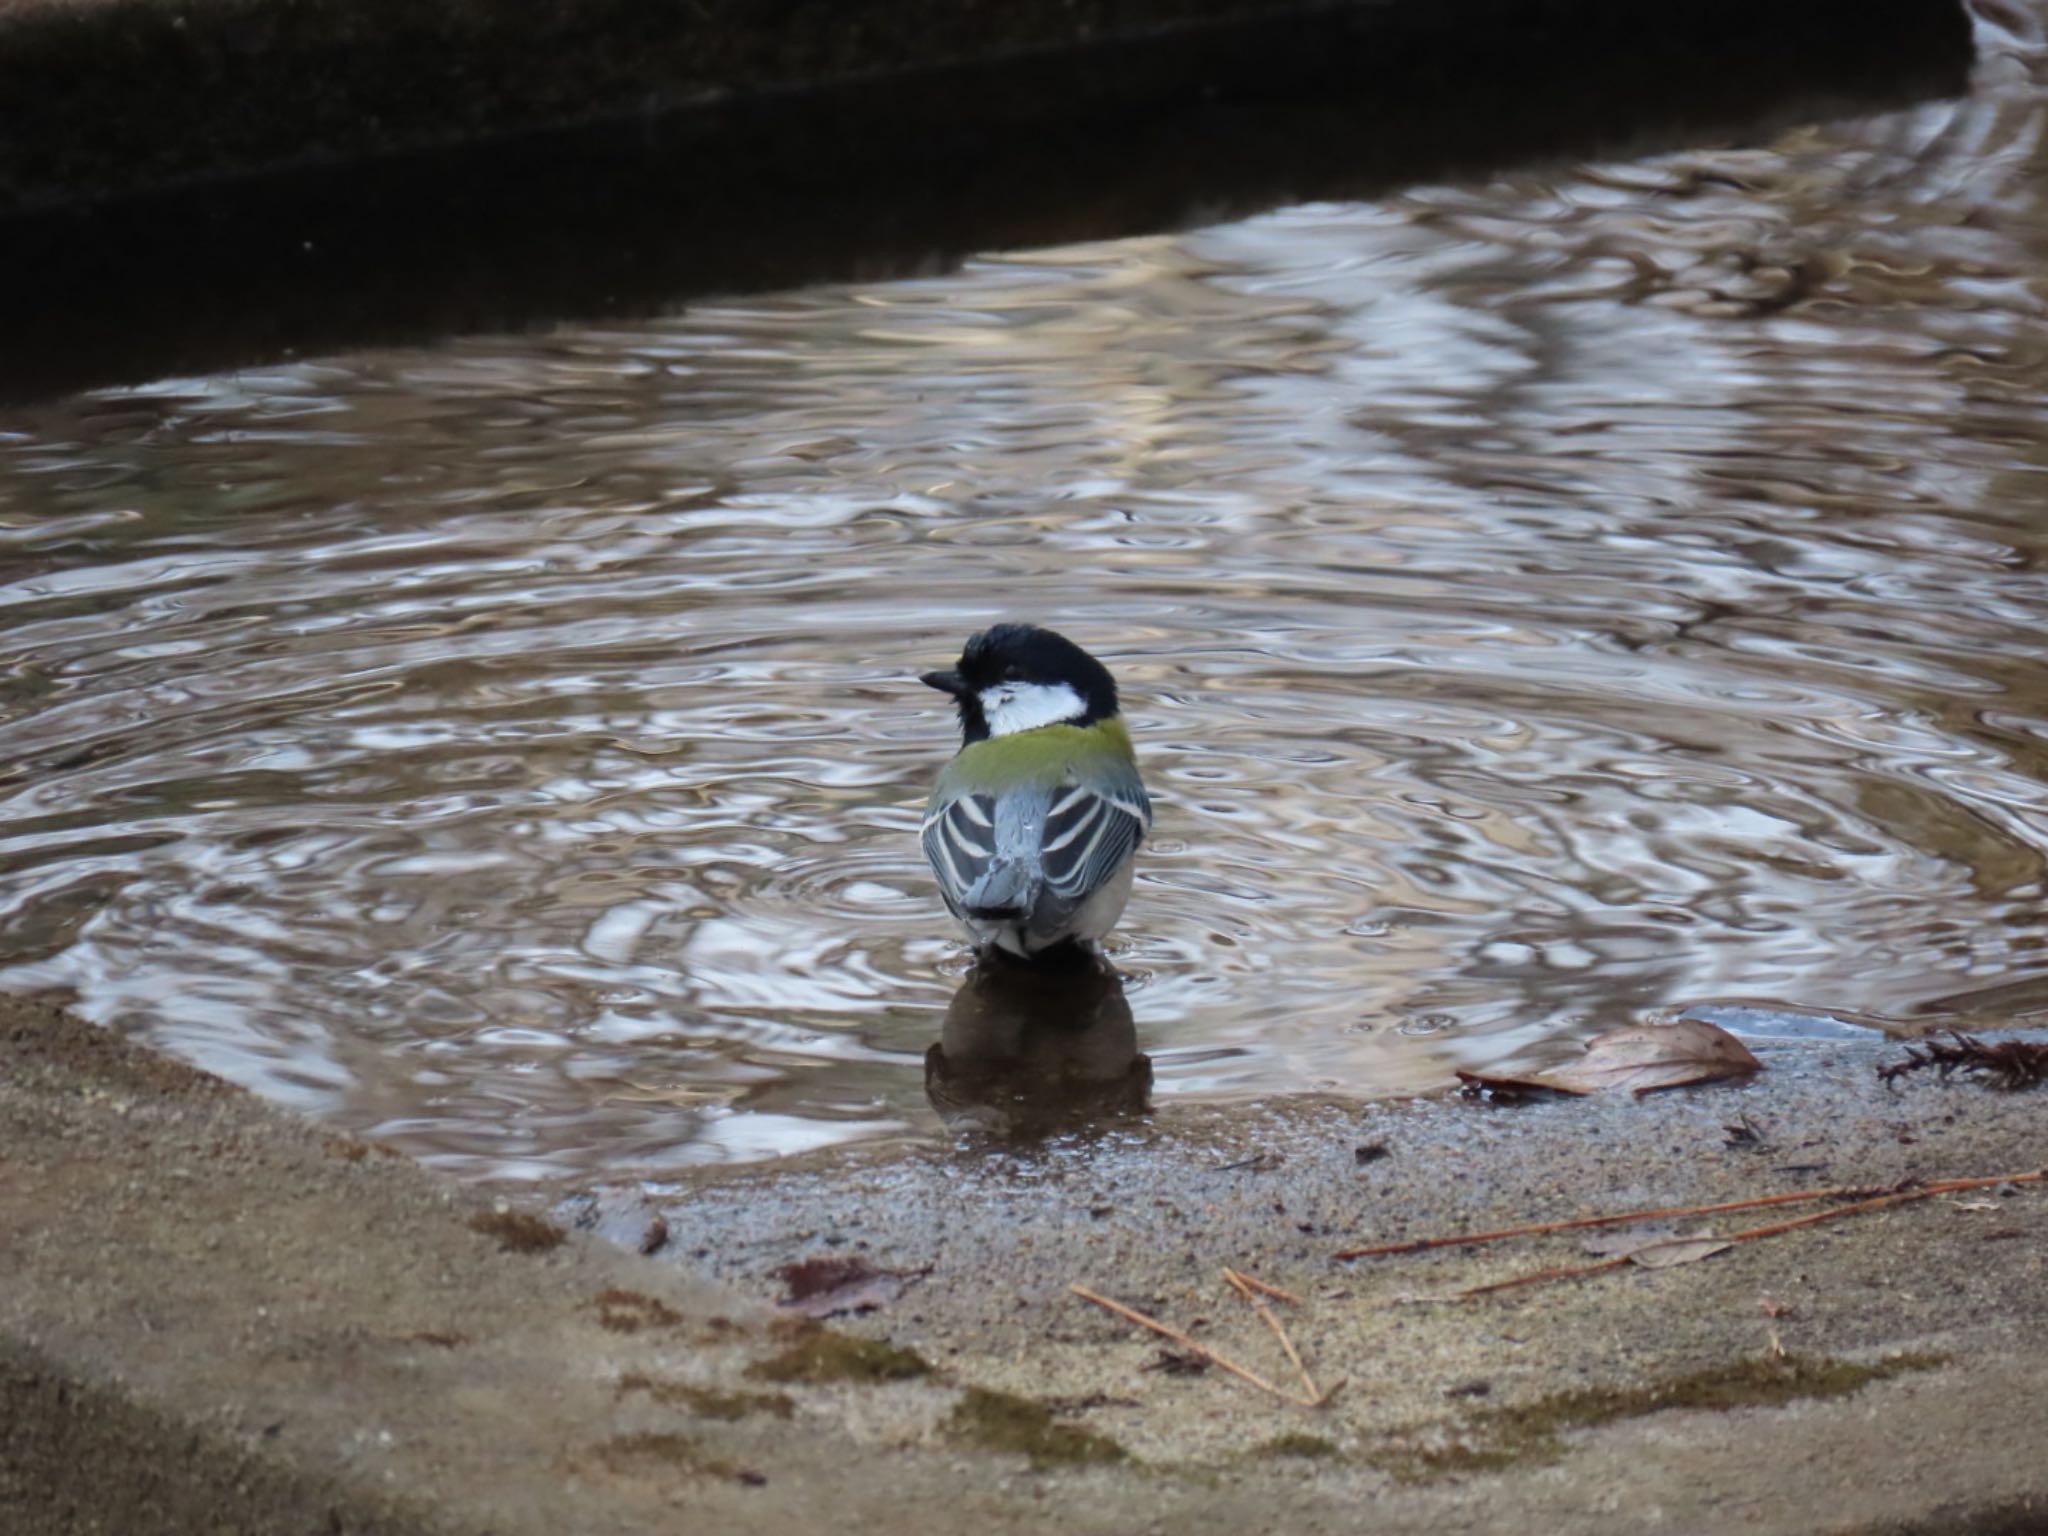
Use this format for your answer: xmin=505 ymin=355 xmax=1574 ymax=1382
xmin=5 ymin=12 xmax=2048 ymax=1176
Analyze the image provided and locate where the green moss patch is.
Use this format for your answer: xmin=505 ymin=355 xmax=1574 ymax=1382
xmin=1248 ymin=1432 xmax=1340 ymax=1460
xmin=466 ymin=1209 xmax=566 ymax=1253
xmin=327 ymin=1136 xmax=405 ymax=1162
xmin=944 ymin=1387 xmax=1127 ymax=1470
xmin=590 ymin=1431 xmax=734 ymax=1479
xmin=618 ymin=1372 xmax=794 ymax=1420
xmin=591 ymin=1288 xmax=684 ymax=1332
xmin=1381 ymin=1352 xmax=1944 ymax=1483
xmin=744 ymin=1325 xmax=931 ymax=1384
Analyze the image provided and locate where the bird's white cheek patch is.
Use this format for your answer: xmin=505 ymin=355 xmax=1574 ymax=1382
xmin=981 ymin=681 xmax=1086 ymax=736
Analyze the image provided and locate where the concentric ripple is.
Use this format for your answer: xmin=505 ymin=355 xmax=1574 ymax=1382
xmin=5 ymin=6 xmax=2048 ymax=1177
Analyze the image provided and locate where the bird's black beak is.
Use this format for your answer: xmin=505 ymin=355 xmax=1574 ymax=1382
xmin=920 ymin=669 xmax=967 ymax=697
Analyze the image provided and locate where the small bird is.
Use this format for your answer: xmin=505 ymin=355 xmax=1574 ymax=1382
xmin=919 ymin=624 xmax=1152 ymax=959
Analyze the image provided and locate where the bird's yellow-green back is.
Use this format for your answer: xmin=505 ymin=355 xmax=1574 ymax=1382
xmin=931 ymin=717 xmax=1137 ymax=803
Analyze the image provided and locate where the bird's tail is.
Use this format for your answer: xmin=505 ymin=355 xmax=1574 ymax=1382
xmin=963 ymin=860 xmax=1037 ymax=921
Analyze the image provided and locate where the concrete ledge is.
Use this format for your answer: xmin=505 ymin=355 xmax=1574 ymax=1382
xmin=0 ymin=0 xmax=1972 ymax=402
xmin=0 ymin=995 xmax=791 ymax=1534
xmin=7 ymin=991 xmax=2048 ymax=1534
xmin=0 ymin=0 xmax=1356 ymax=214
xmin=1 ymin=1339 xmax=436 ymax=1536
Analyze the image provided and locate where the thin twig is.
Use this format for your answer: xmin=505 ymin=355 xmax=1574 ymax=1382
xmin=1333 ymin=1183 xmax=1892 ymax=1261
xmin=1070 ymin=1284 xmax=1317 ymax=1406
xmin=1223 ymin=1268 xmax=1336 ymax=1406
xmin=1223 ymin=1266 xmax=1305 ymax=1305
xmin=1878 ymin=1031 xmax=2048 ymax=1090
xmin=1456 ymin=1195 xmax=1907 ymax=1297
xmin=1222 ymin=1271 xmax=1309 ymax=1395
xmin=1456 ymin=1254 xmax=1631 ymax=1297
xmin=1333 ymin=1168 xmax=2045 ymax=1263
xmin=1451 ymin=1169 xmax=2046 ymax=1299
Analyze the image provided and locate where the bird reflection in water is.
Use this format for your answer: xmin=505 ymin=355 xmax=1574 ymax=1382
xmin=924 ymin=949 xmax=1152 ymax=1141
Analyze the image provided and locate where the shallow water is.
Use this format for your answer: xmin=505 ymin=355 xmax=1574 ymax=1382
xmin=5 ymin=9 xmax=2048 ymax=1179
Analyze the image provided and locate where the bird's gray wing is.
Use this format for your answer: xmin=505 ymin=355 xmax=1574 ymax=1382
xmin=1036 ymin=769 xmax=1151 ymax=909
xmin=920 ymin=789 xmax=1002 ymax=917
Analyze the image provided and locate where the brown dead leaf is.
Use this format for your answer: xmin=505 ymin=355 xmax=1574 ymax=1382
xmin=774 ymin=1257 xmax=927 ymax=1318
xmin=1623 ymin=1237 xmax=1732 ymax=1269
xmin=1470 ymin=1019 xmax=1762 ymax=1099
xmin=1580 ymin=1221 xmax=1682 ymax=1257
xmin=1579 ymin=1224 xmax=1729 ymax=1268
xmin=1547 ymin=1019 xmax=1762 ymax=1095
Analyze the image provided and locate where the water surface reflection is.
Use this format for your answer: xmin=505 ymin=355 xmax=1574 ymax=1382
xmin=3 ymin=7 xmax=2048 ymax=1178
xmin=926 ymin=955 xmax=1152 ymax=1142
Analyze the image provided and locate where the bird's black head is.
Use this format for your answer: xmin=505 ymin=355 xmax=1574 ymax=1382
xmin=920 ymin=623 xmax=1121 ymax=743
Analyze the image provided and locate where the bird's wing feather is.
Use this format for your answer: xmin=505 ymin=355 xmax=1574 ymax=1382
xmin=920 ymin=790 xmax=1001 ymax=915
xmin=1037 ymin=768 xmax=1150 ymax=907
